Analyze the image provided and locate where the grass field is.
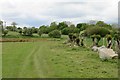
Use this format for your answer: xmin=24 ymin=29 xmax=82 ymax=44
xmin=2 ymin=36 xmax=118 ymax=78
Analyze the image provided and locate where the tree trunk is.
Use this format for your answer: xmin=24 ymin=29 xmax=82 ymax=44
xmin=115 ymin=40 xmax=120 ymax=59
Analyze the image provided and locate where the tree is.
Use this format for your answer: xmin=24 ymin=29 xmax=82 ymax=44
xmin=57 ymin=22 xmax=68 ymax=30
xmin=48 ymin=30 xmax=61 ymax=38
xmin=3 ymin=30 xmax=8 ymax=36
xmin=91 ymin=35 xmax=101 ymax=46
xmin=6 ymin=26 xmax=14 ymax=31
xmin=76 ymin=23 xmax=89 ymax=31
xmin=38 ymin=30 xmax=42 ymax=36
xmin=11 ymin=22 xmax=17 ymax=31
xmin=22 ymin=27 xmax=33 ymax=36
xmin=70 ymin=24 xmax=75 ymax=28
xmin=76 ymin=23 xmax=82 ymax=29
xmin=61 ymin=27 xmax=79 ymax=35
xmin=39 ymin=25 xmax=49 ymax=34
xmin=23 ymin=27 xmax=27 ymax=35
xmin=96 ymin=21 xmax=105 ymax=27
xmin=68 ymin=33 xmax=73 ymax=42
xmin=0 ymin=20 xmax=3 ymax=33
xmin=32 ymin=27 xmax=38 ymax=33
xmin=50 ymin=22 xmax=58 ymax=31
xmin=17 ymin=27 xmax=22 ymax=35
xmin=26 ymin=28 xmax=33 ymax=36
xmin=76 ymin=38 xmax=80 ymax=46
xmin=85 ymin=26 xmax=110 ymax=37
xmin=96 ymin=21 xmax=112 ymax=29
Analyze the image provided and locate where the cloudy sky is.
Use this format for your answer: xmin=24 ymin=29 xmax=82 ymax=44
xmin=0 ymin=0 xmax=119 ymax=27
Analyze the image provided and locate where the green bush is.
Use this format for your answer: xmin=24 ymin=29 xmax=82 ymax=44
xmin=2 ymin=30 xmax=8 ymax=36
xmin=38 ymin=30 xmax=42 ymax=36
xmin=106 ymin=35 xmax=112 ymax=42
xmin=48 ymin=30 xmax=61 ymax=38
xmin=85 ymin=27 xmax=110 ymax=37
xmin=91 ymin=34 xmax=101 ymax=46
xmin=61 ymin=27 xmax=79 ymax=35
xmin=22 ymin=28 xmax=33 ymax=36
xmin=68 ymin=33 xmax=73 ymax=41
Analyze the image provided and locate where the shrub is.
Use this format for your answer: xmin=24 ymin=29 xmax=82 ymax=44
xmin=106 ymin=35 xmax=112 ymax=42
xmin=26 ymin=28 xmax=33 ymax=36
xmin=91 ymin=34 xmax=101 ymax=46
xmin=68 ymin=33 xmax=73 ymax=41
xmin=2 ymin=30 xmax=8 ymax=36
xmin=22 ymin=28 xmax=33 ymax=36
xmin=95 ymin=35 xmax=101 ymax=46
xmin=38 ymin=30 xmax=42 ymax=36
xmin=114 ymin=34 xmax=120 ymax=40
xmin=76 ymin=38 xmax=80 ymax=46
xmin=18 ymin=29 xmax=22 ymax=35
xmin=85 ymin=26 xmax=110 ymax=37
xmin=61 ymin=27 xmax=79 ymax=35
xmin=48 ymin=30 xmax=61 ymax=38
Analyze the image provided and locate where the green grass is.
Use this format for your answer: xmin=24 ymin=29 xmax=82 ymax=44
xmin=2 ymin=38 xmax=118 ymax=78
xmin=0 ymin=42 xmax=2 ymax=79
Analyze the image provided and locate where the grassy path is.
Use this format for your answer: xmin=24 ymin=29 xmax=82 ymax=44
xmin=2 ymin=40 xmax=118 ymax=78
xmin=18 ymin=45 xmax=45 ymax=77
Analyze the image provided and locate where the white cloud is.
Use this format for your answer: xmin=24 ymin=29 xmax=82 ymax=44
xmin=0 ymin=0 xmax=119 ymax=27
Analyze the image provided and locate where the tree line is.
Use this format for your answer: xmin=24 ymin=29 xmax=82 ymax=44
xmin=0 ymin=20 xmax=120 ymax=40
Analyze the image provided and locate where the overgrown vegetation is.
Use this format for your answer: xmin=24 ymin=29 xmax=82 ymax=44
xmin=48 ymin=30 xmax=61 ymax=38
xmin=1 ymin=20 xmax=119 ymax=40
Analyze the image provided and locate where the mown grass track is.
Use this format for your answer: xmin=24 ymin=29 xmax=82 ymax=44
xmin=2 ymin=39 xmax=118 ymax=78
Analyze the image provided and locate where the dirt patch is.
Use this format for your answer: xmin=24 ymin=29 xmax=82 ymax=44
xmin=0 ymin=38 xmax=48 ymax=42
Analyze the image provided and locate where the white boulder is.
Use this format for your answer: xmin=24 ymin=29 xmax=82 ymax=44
xmin=98 ymin=48 xmax=118 ymax=60
xmin=92 ymin=46 xmax=99 ymax=52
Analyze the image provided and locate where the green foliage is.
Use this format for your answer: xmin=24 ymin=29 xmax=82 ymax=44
xmin=96 ymin=21 xmax=112 ymax=29
xmin=18 ymin=29 xmax=22 ymax=35
xmin=76 ymin=37 xmax=80 ymax=46
xmin=115 ymin=28 xmax=120 ymax=40
xmin=31 ymin=27 xmax=38 ymax=33
xmin=68 ymin=33 xmax=73 ymax=41
xmin=39 ymin=25 xmax=50 ymax=34
xmin=48 ymin=30 xmax=61 ymax=38
xmin=17 ymin=27 xmax=22 ymax=35
xmin=61 ymin=27 xmax=69 ymax=35
xmin=50 ymin=22 xmax=58 ymax=31
xmin=95 ymin=35 xmax=101 ymax=41
xmin=72 ymin=34 xmax=77 ymax=40
xmin=96 ymin=21 xmax=105 ymax=27
xmin=85 ymin=26 xmax=110 ymax=37
xmin=106 ymin=35 xmax=112 ymax=42
xmin=91 ymin=35 xmax=97 ymax=43
xmin=57 ymin=22 xmax=68 ymax=30
xmin=114 ymin=34 xmax=120 ymax=41
xmin=23 ymin=28 xmax=33 ymax=36
xmin=77 ymin=23 xmax=89 ymax=31
xmin=2 ymin=30 xmax=8 ymax=36
xmin=38 ymin=30 xmax=42 ymax=36
xmin=6 ymin=26 xmax=13 ymax=31
xmin=76 ymin=23 xmax=82 ymax=29
xmin=91 ymin=34 xmax=101 ymax=46
xmin=61 ymin=27 xmax=79 ymax=35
